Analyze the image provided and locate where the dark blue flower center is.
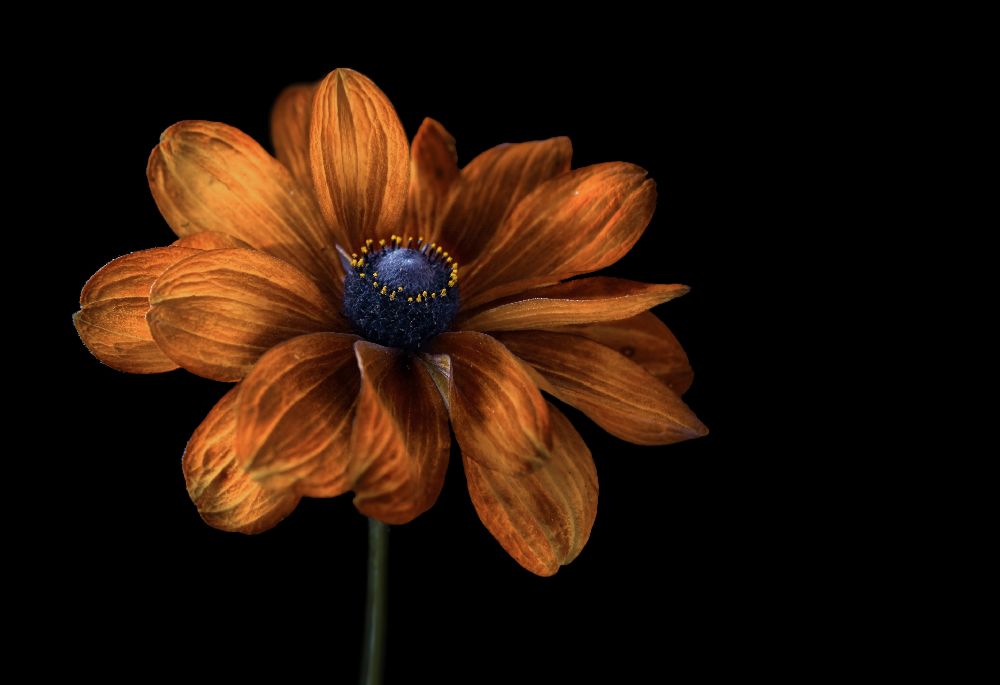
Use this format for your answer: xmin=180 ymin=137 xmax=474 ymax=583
xmin=342 ymin=236 xmax=460 ymax=350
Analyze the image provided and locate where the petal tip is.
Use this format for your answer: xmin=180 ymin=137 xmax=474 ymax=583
xmin=687 ymin=417 xmax=709 ymax=439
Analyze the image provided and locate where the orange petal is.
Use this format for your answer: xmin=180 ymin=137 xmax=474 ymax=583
xmin=271 ymin=83 xmax=316 ymax=189
xmin=147 ymin=248 xmax=342 ymax=382
xmin=437 ymin=137 xmax=571 ymax=264
xmin=424 ymin=332 xmax=551 ymax=474
xmin=464 ymin=163 xmax=656 ymax=308
xmin=542 ymin=312 xmax=694 ymax=395
xmin=172 ymin=231 xmax=252 ymax=250
xmin=235 ymin=332 xmax=360 ymax=496
xmin=496 ymin=331 xmax=707 ymax=445
xmin=148 ymin=120 xmax=339 ymax=289
xmin=465 ymin=403 xmax=597 ymax=576
xmin=349 ymin=342 xmax=450 ymax=524
xmin=406 ymin=118 xmax=458 ymax=240
xmin=184 ymin=386 xmax=300 ymax=534
xmin=74 ymin=246 xmax=200 ymax=373
xmin=457 ymin=277 xmax=688 ymax=332
xmin=310 ymin=69 xmax=409 ymax=250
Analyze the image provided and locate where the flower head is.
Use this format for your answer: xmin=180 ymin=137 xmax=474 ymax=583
xmin=74 ymin=68 xmax=706 ymax=575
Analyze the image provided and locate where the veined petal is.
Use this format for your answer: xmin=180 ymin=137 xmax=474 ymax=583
xmin=235 ymin=333 xmax=360 ymax=496
xmin=172 ymin=232 xmax=252 ymax=250
xmin=148 ymin=120 xmax=339 ymax=289
xmin=74 ymin=246 xmax=200 ymax=373
xmin=349 ymin=342 xmax=450 ymax=524
xmin=147 ymin=248 xmax=342 ymax=382
xmin=465 ymin=403 xmax=598 ymax=576
xmin=541 ymin=312 xmax=694 ymax=395
xmin=184 ymin=386 xmax=300 ymax=534
xmin=497 ymin=331 xmax=706 ymax=445
xmin=464 ymin=163 xmax=656 ymax=308
xmin=457 ymin=277 xmax=688 ymax=332
xmin=271 ymin=83 xmax=316 ymax=189
xmin=437 ymin=137 xmax=571 ymax=264
xmin=406 ymin=118 xmax=458 ymax=240
xmin=310 ymin=69 xmax=409 ymax=250
xmin=424 ymin=332 xmax=551 ymax=474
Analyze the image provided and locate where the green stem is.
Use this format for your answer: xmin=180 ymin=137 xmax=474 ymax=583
xmin=360 ymin=518 xmax=389 ymax=685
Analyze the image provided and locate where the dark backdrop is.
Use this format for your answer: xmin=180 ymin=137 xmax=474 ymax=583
xmin=47 ymin=44 xmax=770 ymax=681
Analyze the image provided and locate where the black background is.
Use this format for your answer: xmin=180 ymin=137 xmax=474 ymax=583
xmin=45 ymin=42 xmax=777 ymax=681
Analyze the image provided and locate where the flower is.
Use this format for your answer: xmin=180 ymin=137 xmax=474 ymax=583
xmin=73 ymin=68 xmax=706 ymax=576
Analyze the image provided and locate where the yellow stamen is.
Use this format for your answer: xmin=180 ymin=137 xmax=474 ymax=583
xmin=381 ymin=286 xmax=387 ymax=295
xmin=389 ymin=291 xmax=396 ymax=300
xmin=407 ymin=297 xmax=413 ymax=302
xmin=360 ymin=273 xmax=366 ymax=279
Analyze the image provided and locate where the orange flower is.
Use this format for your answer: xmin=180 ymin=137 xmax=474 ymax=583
xmin=73 ymin=68 xmax=706 ymax=575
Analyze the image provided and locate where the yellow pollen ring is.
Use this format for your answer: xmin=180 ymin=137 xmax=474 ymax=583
xmin=352 ymin=236 xmax=460 ymax=292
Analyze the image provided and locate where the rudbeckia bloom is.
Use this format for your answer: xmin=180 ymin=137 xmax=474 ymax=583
xmin=73 ymin=68 xmax=706 ymax=576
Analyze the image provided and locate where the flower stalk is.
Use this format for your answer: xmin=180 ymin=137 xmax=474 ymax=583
xmin=360 ymin=518 xmax=389 ymax=685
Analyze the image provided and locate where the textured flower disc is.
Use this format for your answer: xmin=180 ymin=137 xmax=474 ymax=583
xmin=342 ymin=235 xmax=460 ymax=350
